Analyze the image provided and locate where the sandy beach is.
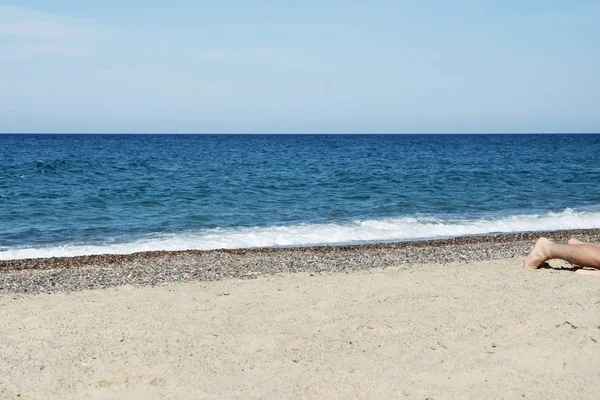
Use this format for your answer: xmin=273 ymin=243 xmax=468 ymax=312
xmin=1 ymin=230 xmax=600 ymax=399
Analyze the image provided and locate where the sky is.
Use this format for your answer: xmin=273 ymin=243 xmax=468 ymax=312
xmin=0 ymin=1 xmax=599 ymax=133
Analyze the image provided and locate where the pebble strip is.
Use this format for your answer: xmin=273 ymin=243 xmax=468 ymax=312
xmin=2 ymin=229 xmax=600 ymax=295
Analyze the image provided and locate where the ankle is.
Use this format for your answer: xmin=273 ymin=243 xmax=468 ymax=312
xmin=539 ymin=242 xmax=554 ymax=259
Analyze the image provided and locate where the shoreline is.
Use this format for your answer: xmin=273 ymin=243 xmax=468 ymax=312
xmin=3 ymin=229 xmax=600 ymax=398
xmin=2 ymin=228 xmax=600 ymax=295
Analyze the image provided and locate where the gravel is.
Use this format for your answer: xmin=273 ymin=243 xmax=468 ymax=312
xmin=2 ymin=229 xmax=600 ymax=295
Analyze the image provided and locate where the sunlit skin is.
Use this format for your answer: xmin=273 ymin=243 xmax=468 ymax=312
xmin=524 ymin=237 xmax=600 ymax=276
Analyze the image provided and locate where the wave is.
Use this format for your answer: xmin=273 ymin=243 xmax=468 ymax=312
xmin=2 ymin=208 xmax=600 ymax=260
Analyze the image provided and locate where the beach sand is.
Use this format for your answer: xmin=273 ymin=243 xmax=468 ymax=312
xmin=1 ymin=231 xmax=600 ymax=399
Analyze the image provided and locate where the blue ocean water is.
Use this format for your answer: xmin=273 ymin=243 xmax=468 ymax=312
xmin=1 ymin=134 xmax=599 ymax=260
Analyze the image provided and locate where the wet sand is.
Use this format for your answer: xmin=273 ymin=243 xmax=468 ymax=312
xmin=1 ymin=230 xmax=600 ymax=398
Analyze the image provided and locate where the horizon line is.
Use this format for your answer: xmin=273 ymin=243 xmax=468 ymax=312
xmin=2 ymin=132 xmax=599 ymax=135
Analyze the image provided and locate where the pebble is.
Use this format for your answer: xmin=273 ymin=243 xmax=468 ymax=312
xmin=1 ymin=229 xmax=599 ymax=295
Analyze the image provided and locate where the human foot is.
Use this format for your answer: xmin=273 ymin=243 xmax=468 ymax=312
xmin=524 ymin=237 xmax=553 ymax=269
xmin=568 ymin=238 xmax=585 ymax=245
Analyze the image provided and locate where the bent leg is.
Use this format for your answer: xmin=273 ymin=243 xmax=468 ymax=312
xmin=525 ymin=237 xmax=600 ymax=269
xmin=568 ymin=238 xmax=600 ymax=249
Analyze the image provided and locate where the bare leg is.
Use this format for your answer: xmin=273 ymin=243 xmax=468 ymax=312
xmin=524 ymin=237 xmax=600 ymax=270
xmin=568 ymin=238 xmax=600 ymax=249
xmin=566 ymin=240 xmax=600 ymax=273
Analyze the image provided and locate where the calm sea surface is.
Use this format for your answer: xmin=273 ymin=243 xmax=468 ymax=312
xmin=1 ymin=134 xmax=599 ymax=259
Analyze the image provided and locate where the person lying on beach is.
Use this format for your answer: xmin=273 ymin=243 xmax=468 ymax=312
xmin=524 ymin=238 xmax=600 ymax=276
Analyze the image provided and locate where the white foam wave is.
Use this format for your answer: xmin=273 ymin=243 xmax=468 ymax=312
xmin=2 ymin=208 xmax=600 ymax=260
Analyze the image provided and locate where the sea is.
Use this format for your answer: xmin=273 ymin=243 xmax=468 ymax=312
xmin=1 ymin=134 xmax=599 ymax=260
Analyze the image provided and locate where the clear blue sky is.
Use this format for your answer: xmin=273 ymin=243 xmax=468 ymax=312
xmin=1 ymin=1 xmax=598 ymax=133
